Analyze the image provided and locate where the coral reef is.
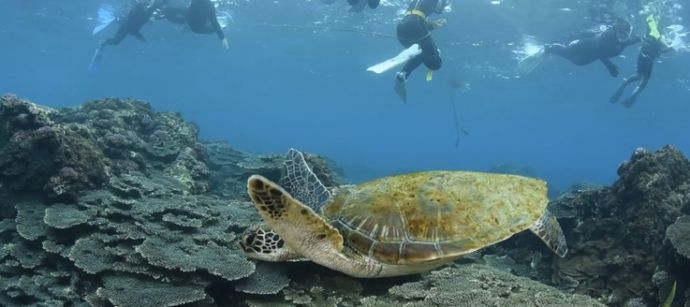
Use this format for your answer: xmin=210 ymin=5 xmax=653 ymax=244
xmin=492 ymin=145 xmax=690 ymax=307
xmin=246 ymin=264 xmax=605 ymax=307
xmin=0 ymin=95 xmax=345 ymax=306
xmin=203 ymin=141 xmax=343 ymax=198
xmin=3 ymin=95 xmax=688 ymax=307
xmin=0 ymin=95 xmax=108 ymax=201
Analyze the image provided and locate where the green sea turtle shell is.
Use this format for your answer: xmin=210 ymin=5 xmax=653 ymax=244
xmin=322 ymin=171 xmax=547 ymax=265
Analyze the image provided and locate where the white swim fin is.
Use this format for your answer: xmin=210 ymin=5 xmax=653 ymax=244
xmin=367 ymin=44 xmax=422 ymax=74
xmin=517 ymin=47 xmax=545 ymax=75
xmin=93 ymin=4 xmax=116 ymax=35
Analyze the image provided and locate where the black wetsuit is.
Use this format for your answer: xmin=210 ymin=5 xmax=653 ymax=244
xmin=396 ymin=0 xmax=443 ymax=79
xmin=164 ymin=0 xmax=225 ymax=40
xmin=610 ymin=32 xmax=668 ymax=107
xmin=544 ymin=26 xmax=640 ymax=77
xmin=102 ymin=0 xmax=164 ymax=47
xmin=636 ymin=34 xmax=665 ymax=78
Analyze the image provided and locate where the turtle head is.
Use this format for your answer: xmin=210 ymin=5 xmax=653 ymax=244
xmin=239 ymin=225 xmax=305 ymax=262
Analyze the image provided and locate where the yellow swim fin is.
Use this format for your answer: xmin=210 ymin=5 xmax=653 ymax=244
xmin=426 ymin=69 xmax=433 ymax=82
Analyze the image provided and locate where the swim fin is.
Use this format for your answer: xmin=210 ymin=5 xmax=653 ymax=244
xmin=367 ymin=44 xmax=422 ymax=74
xmin=622 ymin=96 xmax=636 ymax=108
xmin=89 ymin=46 xmax=104 ymax=71
xmin=394 ymin=73 xmax=407 ymax=103
xmin=93 ymin=4 xmax=116 ymax=35
xmin=517 ymin=47 xmax=545 ymax=75
xmin=609 ymin=86 xmax=625 ymax=103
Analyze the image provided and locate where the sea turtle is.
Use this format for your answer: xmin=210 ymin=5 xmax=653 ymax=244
xmin=239 ymin=149 xmax=567 ymax=278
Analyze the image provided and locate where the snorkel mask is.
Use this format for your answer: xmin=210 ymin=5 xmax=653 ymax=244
xmin=435 ymin=0 xmax=449 ymax=14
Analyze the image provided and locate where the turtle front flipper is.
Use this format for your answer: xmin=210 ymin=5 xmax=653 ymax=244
xmin=247 ymin=174 xmax=344 ymax=250
xmin=529 ymin=209 xmax=568 ymax=257
xmin=279 ymin=148 xmax=332 ymax=212
xmin=248 ymin=175 xmax=390 ymax=277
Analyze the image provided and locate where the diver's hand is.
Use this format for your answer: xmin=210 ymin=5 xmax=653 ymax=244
xmin=430 ymin=18 xmax=447 ymax=30
xmin=221 ymin=38 xmax=229 ymax=50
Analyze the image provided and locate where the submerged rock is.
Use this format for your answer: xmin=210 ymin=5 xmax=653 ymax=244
xmin=492 ymin=145 xmax=690 ymax=307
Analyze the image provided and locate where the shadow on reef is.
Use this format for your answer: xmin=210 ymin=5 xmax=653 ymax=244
xmin=0 ymin=94 xmax=688 ymax=307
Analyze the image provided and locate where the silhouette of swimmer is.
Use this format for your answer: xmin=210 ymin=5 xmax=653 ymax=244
xmin=90 ymin=0 xmax=167 ymax=70
xmin=162 ymin=0 xmax=229 ymax=49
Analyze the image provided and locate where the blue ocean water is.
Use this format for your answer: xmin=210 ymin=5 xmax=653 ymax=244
xmin=1 ymin=0 xmax=689 ymax=195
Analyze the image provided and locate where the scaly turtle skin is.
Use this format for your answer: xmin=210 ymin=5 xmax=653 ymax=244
xmin=240 ymin=149 xmax=567 ymax=278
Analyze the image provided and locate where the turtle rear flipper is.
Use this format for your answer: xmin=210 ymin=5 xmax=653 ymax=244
xmin=529 ymin=209 xmax=568 ymax=257
xmin=279 ymin=148 xmax=331 ymax=212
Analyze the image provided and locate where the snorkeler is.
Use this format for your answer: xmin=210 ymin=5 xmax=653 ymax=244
xmin=394 ymin=0 xmax=449 ymax=102
xmin=90 ymin=0 xmax=167 ymax=69
xmin=162 ymin=0 xmax=229 ymax=49
xmin=610 ymin=14 xmax=671 ymax=107
xmin=321 ymin=0 xmax=380 ymax=12
xmin=519 ymin=18 xmax=640 ymax=77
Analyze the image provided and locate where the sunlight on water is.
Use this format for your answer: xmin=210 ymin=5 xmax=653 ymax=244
xmin=665 ymin=25 xmax=690 ymax=52
xmin=512 ymin=36 xmax=545 ymax=74
xmin=643 ymin=0 xmax=690 ymax=52
xmin=513 ymin=36 xmax=543 ymax=61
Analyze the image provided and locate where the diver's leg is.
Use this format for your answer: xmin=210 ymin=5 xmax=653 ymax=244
xmin=419 ymin=35 xmax=442 ymax=71
xmin=622 ymin=76 xmax=649 ymax=108
xmin=399 ymin=54 xmax=424 ymax=80
xmin=91 ymin=27 xmax=125 ymax=70
xmin=543 ymin=43 xmax=567 ymax=56
xmin=101 ymin=29 xmax=127 ymax=47
xmin=368 ymin=0 xmax=380 ymax=8
xmin=609 ymin=74 xmax=640 ymax=103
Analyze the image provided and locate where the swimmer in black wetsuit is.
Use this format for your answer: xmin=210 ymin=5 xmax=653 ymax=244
xmin=163 ymin=0 xmax=229 ymax=49
xmin=321 ymin=0 xmax=380 ymax=12
xmin=394 ymin=0 xmax=448 ymax=102
xmin=102 ymin=0 xmax=166 ymax=47
xmin=90 ymin=0 xmax=166 ymax=69
xmin=348 ymin=0 xmax=380 ymax=11
xmin=544 ymin=18 xmax=640 ymax=77
xmin=610 ymin=14 xmax=671 ymax=107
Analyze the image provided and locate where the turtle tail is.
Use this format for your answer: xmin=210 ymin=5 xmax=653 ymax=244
xmin=529 ymin=209 xmax=568 ymax=257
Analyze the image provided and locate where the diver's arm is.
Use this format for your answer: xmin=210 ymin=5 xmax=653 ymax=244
xmin=623 ymin=36 xmax=641 ymax=47
xmin=600 ymin=58 xmax=619 ymax=77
